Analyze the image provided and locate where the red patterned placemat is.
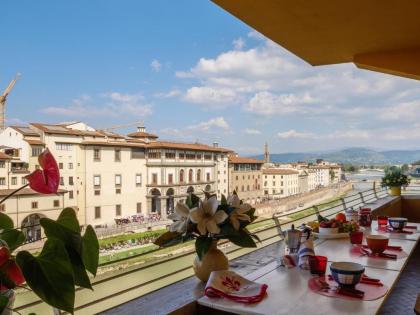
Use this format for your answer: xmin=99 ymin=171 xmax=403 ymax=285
xmin=349 ymin=245 xmax=409 ymax=260
xmin=376 ymin=226 xmax=417 ymax=234
xmin=308 ymin=276 xmax=388 ymax=301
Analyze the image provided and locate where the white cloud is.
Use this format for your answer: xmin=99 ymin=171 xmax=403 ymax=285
xmin=378 ymin=100 xmax=420 ymax=122
xmin=184 ymin=87 xmax=239 ymax=107
xmin=245 ymin=91 xmax=317 ymax=115
xmin=232 ymin=37 xmax=245 ymax=50
xmin=187 ymin=117 xmax=230 ymax=132
xmin=277 ymin=129 xmax=315 ymax=139
xmin=243 ymin=128 xmax=261 ymax=135
xmin=41 ymin=92 xmax=152 ymax=118
xmin=155 ymin=89 xmax=182 ymax=98
xmin=150 ymin=59 xmax=162 ymax=72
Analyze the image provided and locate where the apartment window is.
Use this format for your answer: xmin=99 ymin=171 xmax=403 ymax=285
xmin=188 ymin=169 xmax=193 ymax=183
xmin=115 ymin=149 xmax=121 ymax=162
xmin=179 ymin=152 xmax=185 ymax=159
xmin=116 ymin=204 xmax=121 ymax=216
xmin=69 ymin=191 xmax=74 ymax=199
xmin=0 ymin=178 xmax=5 ymax=185
xmin=53 ymin=200 xmax=60 ymax=207
xmin=264 ymin=190 xmax=269 ymax=195
xmin=94 ymin=206 xmax=101 ymax=219
xmin=179 ymin=170 xmax=185 ymax=183
xmin=115 ymin=174 xmax=122 ymax=186
xmin=136 ymin=202 xmax=142 ymax=214
xmin=264 ymin=181 xmax=267 ymax=186
xmin=152 ymin=173 xmax=158 ymax=185
xmin=196 ymin=154 xmax=202 ymax=160
xmin=196 ymin=169 xmax=201 ymax=182
xmin=68 ymin=163 xmax=73 ymax=169
xmin=116 ymin=188 xmax=121 ymax=194
xmin=93 ymin=175 xmax=101 ymax=187
xmin=241 ymin=185 xmax=244 ymax=192
xmin=93 ymin=148 xmax=101 ymax=161
xmin=235 ymin=176 xmax=238 ymax=180
xmin=31 ymin=202 xmax=38 ymax=209
xmin=56 ymin=143 xmax=73 ymax=151
xmin=60 ymin=177 xmax=64 ymax=186
xmin=186 ymin=153 xmax=195 ymax=160
xmin=165 ymin=151 xmax=176 ymax=159
xmin=131 ymin=147 xmax=145 ymax=159
xmin=21 ymin=178 xmax=27 ymax=185
xmin=148 ymin=149 xmax=161 ymax=159
xmin=59 ymin=162 xmax=64 ymax=169
xmin=135 ymin=174 xmax=142 ymax=186
xmin=94 ymin=190 xmax=100 ymax=196
xmin=0 ymin=204 xmax=5 ymax=212
xmin=168 ymin=174 xmax=173 ymax=184
xmin=206 ymin=173 xmax=210 ymax=181
xmin=247 ymin=185 xmax=250 ymax=191
xmin=69 ymin=176 xmax=74 ymax=185
xmin=0 ymin=161 xmax=4 ymax=168
xmin=204 ymin=154 xmax=212 ymax=160
xmin=235 ymin=186 xmax=238 ymax=191
xmin=273 ymin=181 xmax=275 ymax=186
xmin=31 ymin=146 xmax=43 ymax=157
xmin=11 ymin=177 xmax=17 ymax=185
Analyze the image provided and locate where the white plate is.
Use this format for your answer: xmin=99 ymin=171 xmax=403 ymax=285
xmin=313 ymin=231 xmax=350 ymax=239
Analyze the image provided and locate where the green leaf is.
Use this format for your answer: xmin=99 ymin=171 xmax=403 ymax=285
xmin=219 ymin=223 xmax=241 ymax=237
xmin=228 ymin=229 xmax=257 ymax=248
xmin=66 ymin=247 xmax=92 ymax=290
xmin=82 ymin=225 xmax=99 ymax=276
xmin=154 ymin=231 xmax=181 ymax=247
xmin=55 ymin=208 xmax=80 ymax=233
xmin=41 ymin=218 xmax=82 ymax=253
xmin=16 ymin=240 xmax=75 ymax=314
xmin=190 ymin=194 xmax=200 ymax=207
xmin=195 ymin=236 xmax=213 ymax=260
xmin=0 ymin=295 xmax=8 ymax=314
xmin=185 ymin=195 xmax=193 ymax=209
xmin=0 ymin=213 xmax=14 ymax=230
xmin=0 ymin=229 xmax=25 ymax=251
xmin=221 ymin=194 xmax=227 ymax=205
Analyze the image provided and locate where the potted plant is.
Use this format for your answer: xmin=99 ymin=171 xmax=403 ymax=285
xmin=381 ymin=166 xmax=410 ymax=196
xmin=0 ymin=149 xmax=99 ymax=314
xmin=154 ymin=192 xmax=258 ymax=282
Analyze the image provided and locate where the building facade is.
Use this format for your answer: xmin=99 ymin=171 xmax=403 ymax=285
xmin=228 ymin=156 xmax=263 ymax=204
xmin=262 ymin=168 xmax=300 ymax=199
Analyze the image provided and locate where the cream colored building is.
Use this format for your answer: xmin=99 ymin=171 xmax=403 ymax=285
xmin=0 ymin=122 xmax=231 ymax=227
xmin=308 ymin=165 xmax=331 ymax=188
xmin=262 ymin=168 xmax=299 ymax=199
xmin=228 ymin=156 xmax=263 ymax=204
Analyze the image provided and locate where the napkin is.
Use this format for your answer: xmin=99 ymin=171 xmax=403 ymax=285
xmin=204 ymin=270 xmax=268 ymax=303
xmin=298 ymin=238 xmax=315 ymax=269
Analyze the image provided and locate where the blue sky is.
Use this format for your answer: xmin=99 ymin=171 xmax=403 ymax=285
xmin=2 ymin=1 xmax=420 ymax=155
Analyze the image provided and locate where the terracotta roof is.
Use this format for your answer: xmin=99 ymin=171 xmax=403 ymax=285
xmin=30 ymin=123 xmax=107 ymax=137
xmin=24 ymin=139 xmax=45 ymax=146
xmin=9 ymin=126 xmax=40 ymax=137
xmin=0 ymin=152 xmax=12 ymax=159
xmin=146 ymin=141 xmax=232 ymax=153
xmin=228 ymin=156 xmax=264 ymax=164
xmin=127 ymin=131 xmax=159 ymax=139
xmin=81 ymin=141 xmax=146 ymax=148
xmin=0 ymin=188 xmax=67 ymax=197
xmin=263 ymin=168 xmax=299 ymax=175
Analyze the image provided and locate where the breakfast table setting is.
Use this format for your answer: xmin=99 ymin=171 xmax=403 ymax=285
xmin=198 ymin=209 xmax=419 ymax=315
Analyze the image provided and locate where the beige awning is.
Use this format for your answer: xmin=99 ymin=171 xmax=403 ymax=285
xmin=212 ymin=0 xmax=420 ymax=80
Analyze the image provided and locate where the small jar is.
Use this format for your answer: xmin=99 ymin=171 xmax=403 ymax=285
xmin=345 ymin=207 xmax=359 ymax=222
xmin=359 ymin=208 xmax=372 ymax=227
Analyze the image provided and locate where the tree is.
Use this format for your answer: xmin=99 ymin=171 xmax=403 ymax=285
xmin=401 ymin=164 xmax=409 ymax=172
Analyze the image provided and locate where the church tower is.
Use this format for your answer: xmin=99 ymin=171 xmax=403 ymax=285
xmin=264 ymin=142 xmax=270 ymax=165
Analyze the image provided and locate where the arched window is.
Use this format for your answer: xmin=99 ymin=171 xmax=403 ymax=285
xmin=247 ymin=185 xmax=250 ymax=191
xmin=189 ymin=169 xmax=193 ymax=183
xmin=179 ymin=169 xmax=184 ymax=183
xmin=241 ymin=185 xmax=244 ymax=192
xmin=196 ymin=169 xmax=201 ymax=182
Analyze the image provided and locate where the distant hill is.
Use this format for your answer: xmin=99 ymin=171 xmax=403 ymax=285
xmin=252 ymin=148 xmax=420 ymax=165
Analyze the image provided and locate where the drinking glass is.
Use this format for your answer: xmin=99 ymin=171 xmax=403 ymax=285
xmin=377 ymin=215 xmax=389 ymax=227
xmin=349 ymin=231 xmax=363 ymax=245
xmin=308 ymin=255 xmax=328 ymax=275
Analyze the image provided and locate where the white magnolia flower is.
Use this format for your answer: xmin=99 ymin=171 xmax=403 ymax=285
xmin=168 ymin=202 xmax=193 ymax=233
xmin=227 ymin=193 xmax=251 ymax=230
xmin=190 ymin=196 xmax=228 ymax=235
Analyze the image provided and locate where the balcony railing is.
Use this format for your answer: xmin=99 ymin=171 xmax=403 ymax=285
xmin=13 ymin=185 xmax=392 ymax=314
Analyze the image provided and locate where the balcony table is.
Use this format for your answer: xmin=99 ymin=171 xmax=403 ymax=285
xmin=198 ymin=221 xmax=419 ymax=315
xmin=366 ymin=221 xmax=420 ymax=241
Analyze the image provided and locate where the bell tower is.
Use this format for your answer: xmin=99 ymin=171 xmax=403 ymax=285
xmin=264 ymin=142 xmax=270 ymax=165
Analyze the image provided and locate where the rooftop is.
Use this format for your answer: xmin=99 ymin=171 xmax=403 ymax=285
xmin=262 ymin=168 xmax=299 ymax=175
xmin=228 ymin=156 xmax=264 ymax=164
xmin=0 ymin=188 xmax=67 ymax=196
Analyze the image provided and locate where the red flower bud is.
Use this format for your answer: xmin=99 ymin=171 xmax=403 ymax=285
xmin=25 ymin=148 xmax=60 ymax=194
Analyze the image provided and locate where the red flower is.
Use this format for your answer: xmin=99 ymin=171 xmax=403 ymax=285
xmin=25 ymin=149 xmax=59 ymax=194
xmin=0 ymin=247 xmax=25 ymax=292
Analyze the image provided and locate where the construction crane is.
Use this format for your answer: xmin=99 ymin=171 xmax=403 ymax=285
xmin=0 ymin=73 xmax=21 ymax=130
xmin=99 ymin=120 xmax=144 ymax=132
